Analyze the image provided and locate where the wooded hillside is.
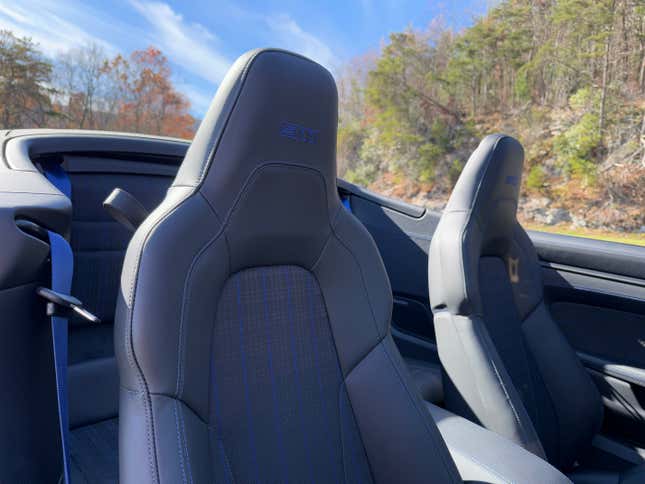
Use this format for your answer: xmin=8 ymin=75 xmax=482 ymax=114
xmin=338 ymin=0 xmax=644 ymax=235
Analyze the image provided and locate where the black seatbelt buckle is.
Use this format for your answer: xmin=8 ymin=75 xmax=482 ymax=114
xmin=103 ymin=188 xmax=150 ymax=232
xmin=36 ymin=287 xmax=101 ymax=324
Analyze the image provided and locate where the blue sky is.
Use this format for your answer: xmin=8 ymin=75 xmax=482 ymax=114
xmin=0 ymin=0 xmax=492 ymax=116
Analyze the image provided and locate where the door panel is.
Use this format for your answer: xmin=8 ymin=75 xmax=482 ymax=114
xmin=1 ymin=132 xmax=187 ymax=481
xmin=0 ymin=166 xmax=70 ymax=482
xmin=393 ymin=295 xmax=436 ymax=343
xmin=534 ymin=232 xmax=645 ymax=451
xmin=530 ymin=231 xmax=645 ymax=280
xmin=342 ymin=179 xmax=645 ymax=453
xmin=552 ymin=301 xmax=645 ymax=369
xmin=339 ymin=180 xmax=440 ymax=364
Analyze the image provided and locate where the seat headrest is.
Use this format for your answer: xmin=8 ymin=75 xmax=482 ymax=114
xmin=173 ymin=48 xmax=339 ymax=218
xmin=446 ymin=134 xmax=524 ymax=245
xmin=429 ymin=134 xmax=527 ymax=315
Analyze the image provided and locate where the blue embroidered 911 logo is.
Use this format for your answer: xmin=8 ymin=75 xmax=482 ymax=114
xmin=280 ymin=121 xmax=320 ymax=144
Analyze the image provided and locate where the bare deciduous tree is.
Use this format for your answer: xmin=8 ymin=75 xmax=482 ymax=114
xmin=54 ymin=44 xmax=107 ymax=129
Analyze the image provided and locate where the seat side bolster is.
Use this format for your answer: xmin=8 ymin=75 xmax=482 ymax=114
xmin=346 ymin=336 xmax=462 ymax=484
xmin=427 ymin=402 xmax=571 ymax=484
xmin=434 ymin=310 xmax=547 ymax=459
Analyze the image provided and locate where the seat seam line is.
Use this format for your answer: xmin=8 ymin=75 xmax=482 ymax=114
xmin=176 ymin=191 xmax=225 ymax=398
xmin=380 ymin=338 xmax=462 ymax=483
xmin=472 ymin=320 xmax=539 ymax=453
xmin=172 ymin=400 xmax=188 ymax=484
xmin=329 ymin=226 xmax=383 ymax=341
xmin=122 ymin=189 xmax=194 ymax=483
xmin=448 ymin=448 xmax=513 ymax=484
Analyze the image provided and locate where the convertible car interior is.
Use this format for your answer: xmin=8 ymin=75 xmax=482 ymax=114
xmin=0 ymin=49 xmax=643 ymax=483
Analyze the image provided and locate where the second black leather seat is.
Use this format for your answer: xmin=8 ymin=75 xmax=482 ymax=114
xmin=428 ymin=134 xmax=645 ymax=483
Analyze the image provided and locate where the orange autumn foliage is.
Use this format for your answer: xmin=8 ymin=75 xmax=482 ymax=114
xmin=104 ymin=47 xmax=196 ymax=139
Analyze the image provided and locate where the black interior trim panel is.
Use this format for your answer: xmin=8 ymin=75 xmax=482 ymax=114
xmin=64 ymin=156 xmax=180 ymax=176
xmin=3 ymin=131 xmax=189 ymax=171
xmin=531 ymin=230 xmax=645 ymax=280
xmin=338 ymin=178 xmax=426 ymax=218
xmin=580 ymin=352 xmax=645 ymax=387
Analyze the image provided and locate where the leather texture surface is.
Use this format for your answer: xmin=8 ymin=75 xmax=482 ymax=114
xmin=115 ymin=49 xmax=462 ymax=484
xmin=70 ymin=418 xmax=118 ymax=484
xmin=427 ymin=403 xmax=570 ymax=484
xmin=428 ymin=134 xmax=604 ymax=471
xmin=67 ymin=166 xmax=172 ymax=428
xmin=405 ymin=357 xmax=444 ymax=404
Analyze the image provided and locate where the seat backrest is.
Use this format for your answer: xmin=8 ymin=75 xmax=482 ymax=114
xmin=428 ymin=134 xmax=603 ymax=470
xmin=115 ymin=49 xmax=461 ymax=484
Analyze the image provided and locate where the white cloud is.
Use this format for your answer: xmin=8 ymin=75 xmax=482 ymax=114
xmin=221 ymin=5 xmax=340 ymax=72
xmin=265 ymin=13 xmax=338 ymax=72
xmin=0 ymin=0 xmax=116 ymax=56
xmin=0 ymin=4 xmax=29 ymax=24
xmin=130 ymin=0 xmax=231 ymax=84
xmin=0 ymin=0 xmax=233 ymax=84
xmin=0 ymin=0 xmax=340 ymax=116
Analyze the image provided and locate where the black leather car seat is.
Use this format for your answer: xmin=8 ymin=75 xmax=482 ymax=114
xmin=405 ymin=357 xmax=444 ymax=404
xmin=115 ymin=49 xmax=464 ymax=484
xmin=428 ymin=134 xmax=645 ymax=482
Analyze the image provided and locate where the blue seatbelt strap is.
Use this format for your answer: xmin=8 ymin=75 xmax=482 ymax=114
xmin=342 ymin=195 xmax=352 ymax=212
xmin=42 ymin=161 xmax=73 ymax=484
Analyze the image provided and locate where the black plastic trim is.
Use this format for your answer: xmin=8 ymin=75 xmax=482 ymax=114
xmin=15 ymin=219 xmax=49 ymax=243
xmin=529 ymin=230 xmax=645 ymax=280
xmin=337 ymin=178 xmax=426 ymax=218
xmin=64 ymin=156 xmax=180 ymax=176
xmin=3 ymin=131 xmax=189 ymax=172
xmin=580 ymin=352 xmax=645 ymax=387
xmin=540 ymin=261 xmax=645 ymax=289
